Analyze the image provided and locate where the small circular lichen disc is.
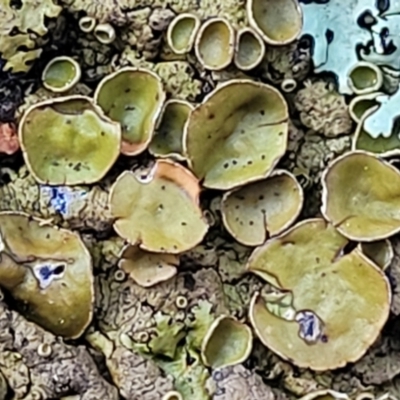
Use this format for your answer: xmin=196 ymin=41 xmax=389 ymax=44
xmin=348 ymin=62 xmax=382 ymax=94
xmin=202 ymin=316 xmax=253 ymax=369
xmin=248 ymin=219 xmax=391 ymax=370
xmin=248 ymin=0 xmax=302 ymax=45
xmin=169 ymin=14 xmax=199 ymax=54
xmin=0 ymin=212 xmax=93 ymax=338
xmin=195 ymin=18 xmax=234 ymax=70
xmin=234 ymin=29 xmax=264 ymax=70
xmin=222 ymin=170 xmax=303 ymax=246
xmin=322 ymin=151 xmax=400 ymax=241
xmin=110 ymin=160 xmax=208 ymax=253
xmin=42 ymin=56 xmax=81 ymax=93
xmin=95 ymin=68 xmax=165 ymax=156
xmin=185 ymin=79 xmax=289 ymax=190
xmin=19 ymin=96 xmax=121 ymax=185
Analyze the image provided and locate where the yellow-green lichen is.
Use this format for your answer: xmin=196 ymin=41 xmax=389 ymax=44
xmin=0 ymin=0 xmax=62 ymax=72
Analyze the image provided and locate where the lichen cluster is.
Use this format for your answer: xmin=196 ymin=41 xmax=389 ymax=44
xmin=1 ymin=0 xmax=400 ymax=399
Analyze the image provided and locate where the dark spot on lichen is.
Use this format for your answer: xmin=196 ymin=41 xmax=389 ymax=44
xmin=223 ymin=163 xmax=229 ymax=168
xmin=260 ymin=110 xmax=265 ymax=115
xmin=261 ymin=155 xmax=266 ymax=160
xmin=53 ymin=264 xmax=65 ymax=275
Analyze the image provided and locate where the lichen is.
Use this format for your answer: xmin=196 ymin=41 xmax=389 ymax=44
xmin=294 ymin=80 xmax=353 ymax=138
xmin=100 ymin=343 xmax=175 ymax=399
xmin=16 ymin=84 xmax=93 ymax=122
xmin=362 ymin=89 xmax=400 ymax=139
xmin=209 ymin=364 xmax=280 ymax=400
xmin=0 ymin=293 xmax=118 ymax=399
xmin=259 ymin=40 xmax=311 ymax=88
xmin=0 ymin=0 xmax=62 ymax=72
xmin=60 ymin=0 xmax=247 ymax=27
xmin=69 ymin=33 xmax=115 ymax=81
xmin=0 ymin=166 xmax=112 ymax=232
xmin=351 ymin=323 xmax=400 ymax=386
xmin=300 ymin=0 xmax=384 ymax=94
xmin=3 ymin=0 xmax=400 ymax=398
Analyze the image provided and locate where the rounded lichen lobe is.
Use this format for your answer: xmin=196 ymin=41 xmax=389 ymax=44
xmin=19 ymin=95 xmax=121 ymax=185
xmin=322 ymin=151 xmax=400 ymax=241
xmin=248 ymin=0 xmax=303 ymax=45
xmin=109 ymin=159 xmax=208 ymax=253
xmin=184 ymin=79 xmax=289 ymax=190
xmin=195 ymin=18 xmax=235 ymax=71
xmin=222 ymin=170 xmax=303 ymax=246
xmin=0 ymin=211 xmax=94 ymax=339
xmin=248 ymin=219 xmax=391 ymax=370
xmin=118 ymin=245 xmax=179 ymax=287
xmin=95 ymin=67 xmax=165 ymax=155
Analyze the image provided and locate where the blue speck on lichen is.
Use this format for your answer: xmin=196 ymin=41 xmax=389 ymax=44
xmin=34 ymin=263 xmax=66 ymax=289
xmin=39 ymin=265 xmax=52 ymax=280
xmin=295 ymin=310 xmax=324 ymax=343
xmin=41 ymin=185 xmax=86 ymax=216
